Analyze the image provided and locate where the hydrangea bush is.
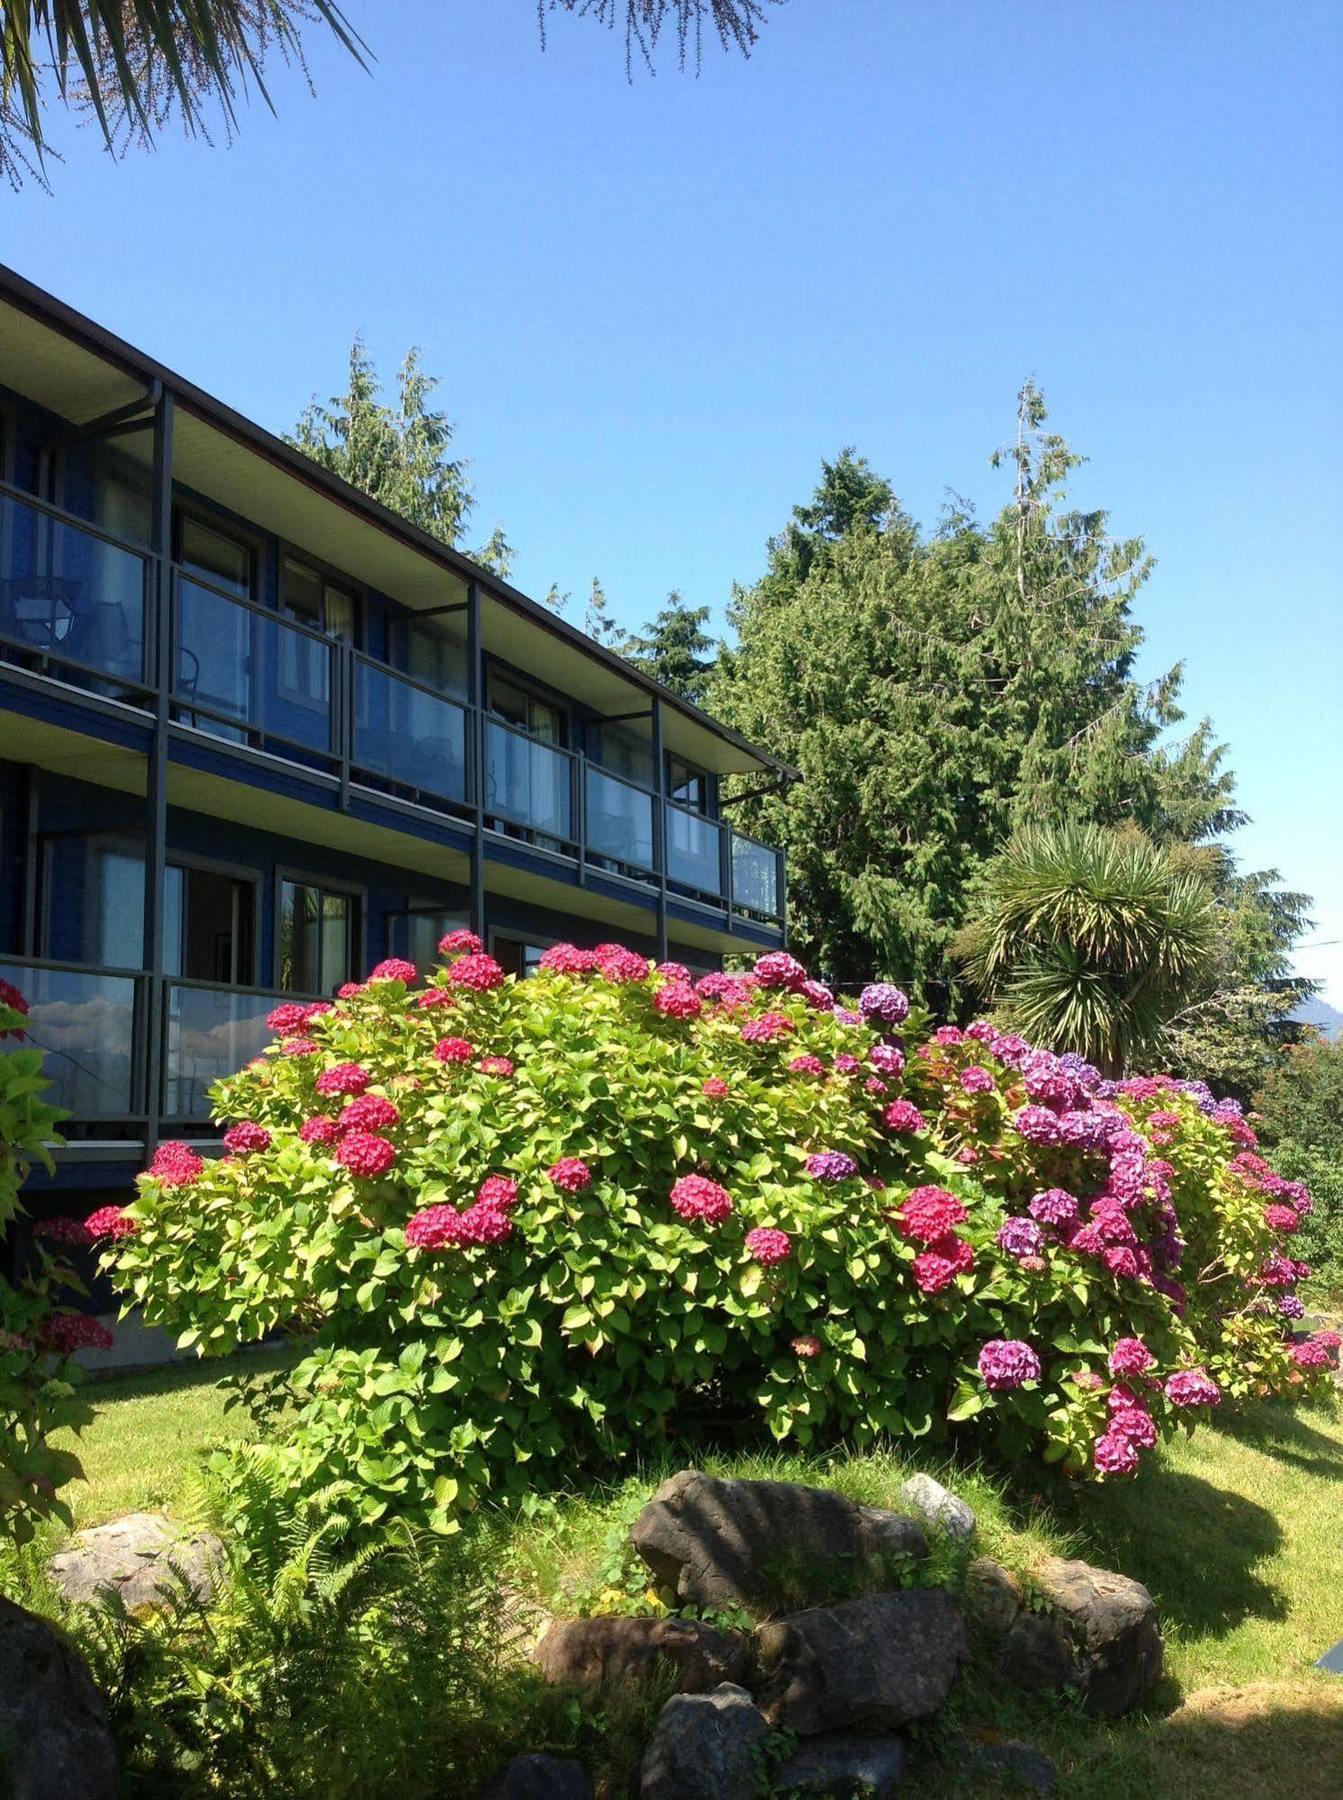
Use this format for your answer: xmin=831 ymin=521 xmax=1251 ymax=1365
xmin=93 ymin=941 xmax=1335 ymax=1535
xmin=0 ymin=981 xmax=98 ymax=1546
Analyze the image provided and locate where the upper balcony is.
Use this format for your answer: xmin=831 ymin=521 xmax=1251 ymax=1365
xmin=0 ymin=483 xmax=785 ymax=933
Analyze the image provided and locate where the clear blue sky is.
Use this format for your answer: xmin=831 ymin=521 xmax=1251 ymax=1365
xmin=7 ymin=0 xmax=1342 ymax=1000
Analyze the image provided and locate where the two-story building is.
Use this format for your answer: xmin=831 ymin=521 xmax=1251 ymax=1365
xmin=0 ymin=264 xmax=790 ymax=1257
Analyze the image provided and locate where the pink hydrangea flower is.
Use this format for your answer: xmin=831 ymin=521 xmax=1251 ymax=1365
xmin=595 ymin=944 xmax=650 ymax=984
xmin=148 ymin=1141 xmax=204 ymax=1188
xmin=883 ymin=1100 xmax=926 ymax=1134
xmin=448 ymin=953 xmax=506 ymax=992
xmin=913 ymin=1233 xmax=974 ymax=1293
xmin=1108 ymin=1338 xmax=1154 ymax=1378
xmin=788 ymin=1054 xmax=826 ymax=1077
xmin=792 ymin=1334 xmax=822 ymax=1358
xmin=405 ymin=1204 xmax=466 ymax=1250
xmin=960 ymin=1066 xmax=995 ymax=1095
xmin=895 ymin=1186 xmax=967 ymax=1244
xmin=834 ymin=1054 xmax=862 ymax=1076
xmin=1291 ymin=1338 xmax=1336 ymax=1370
xmin=439 ymin=929 xmax=484 ymax=956
xmin=1102 ymin=1246 xmax=1141 ymax=1279
xmin=864 ymin=1077 xmax=889 ymax=1096
xmin=654 ymin=984 xmax=703 ymax=1020
xmin=336 ymin=982 xmax=367 ymax=1000
xmin=300 ymin=1117 xmax=341 ymax=1146
xmin=539 ymin=942 xmax=598 ymax=975
xmin=1164 ymin=1368 xmax=1221 ymax=1407
xmin=754 ymin=951 xmax=806 ymax=990
xmin=702 ymin=1077 xmax=730 ymax=1098
xmin=315 ymin=1063 xmax=371 ymax=1098
xmin=740 ymin=1012 xmax=794 ymax=1043
xmin=799 ymin=979 xmax=835 ymax=1011
xmin=745 ymin=1227 xmax=792 ymax=1266
xmin=655 ymin=961 xmax=692 ymax=982
xmin=977 ymin=1339 xmax=1042 ymax=1389
xmin=479 ymin=1055 xmax=515 ymax=1077
xmin=1264 ymin=1203 xmax=1299 ymax=1234
xmin=336 ymin=1131 xmax=397 ymax=1179
xmin=339 ymin=1094 xmax=400 ymax=1134
xmin=547 ymin=1158 xmax=592 ymax=1193
xmin=40 ymin=1313 xmax=114 ymax=1355
xmin=266 ymin=1002 xmax=313 ymax=1035
xmin=1093 ymin=1430 xmax=1141 ymax=1476
xmin=368 ymin=958 xmax=418 ymax=985
xmin=414 ymin=988 xmax=456 ymax=1010
xmin=281 ymin=1037 xmax=320 ymax=1057
xmin=222 ymin=1121 xmax=271 ymax=1156
xmin=459 ymin=1203 xmax=514 ymax=1245
xmin=477 ymin=1175 xmax=519 ymax=1209
xmin=85 ymin=1205 xmax=137 ymax=1240
xmin=669 ymin=1174 xmax=733 ymax=1223
xmin=433 ymin=1038 xmax=475 ymax=1065
xmin=33 ymin=1215 xmax=93 ymax=1246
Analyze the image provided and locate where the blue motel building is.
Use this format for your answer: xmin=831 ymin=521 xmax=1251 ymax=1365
xmin=0 ymin=265 xmax=789 ymax=1297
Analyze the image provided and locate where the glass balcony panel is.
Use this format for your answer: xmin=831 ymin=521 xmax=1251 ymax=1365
xmin=732 ymin=833 xmax=781 ymax=917
xmin=0 ymin=492 xmax=146 ymax=690
xmin=352 ymin=658 xmax=469 ymax=804
xmin=162 ymin=982 xmax=281 ymax=1120
xmin=0 ymin=961 xmax=139 ymax=1118
xmin=666 ymin=807 xmax=724 ymax=897
xmin=174 ymin=578 xmax=334 ymax=755
xmin=486 ymin=722 xmax=571 ymax=839
xmin=586 ymin=767 xmax=654 ymax=871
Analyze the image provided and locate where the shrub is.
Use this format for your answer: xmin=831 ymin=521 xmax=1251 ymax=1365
xmin=0 ymin=981 xmax=97 ymax=1547
xmin=96 ymin=943 xmax=1334 ymax=1536
xmin=1252 ymin=1034 xmax=1343 ymax=1296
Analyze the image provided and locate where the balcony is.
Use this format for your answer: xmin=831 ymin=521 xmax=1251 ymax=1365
xmin=0 ymin=488 xmax=785 ymax=933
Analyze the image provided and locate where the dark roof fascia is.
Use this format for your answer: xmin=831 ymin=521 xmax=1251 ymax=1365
xmin=0 ymin=262 xmax=798 ymax=781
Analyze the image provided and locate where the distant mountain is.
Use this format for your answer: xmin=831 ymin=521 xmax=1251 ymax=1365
xmin=1294 ymin=995 xmax=1343 ymax=1039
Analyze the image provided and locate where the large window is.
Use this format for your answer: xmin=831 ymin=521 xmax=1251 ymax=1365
xmin=177 ymin=515 xmax=252 ymax=596
xmin=278 ymin=879 xmax=360 ymax=993
xmin=163 ymin=864 xmax=255 ymax=984
xmin=488 ymin=672 xmax=567 ymax=746
xmin=281 ymin=556 xmax=358 ymax=641
xmin=40 ymin=832 xmax=144 ymax=967
xmin=491 ymin=935 xmax=548 ymax=978
xmin=387 ymin=905 xmax=470 ymax=975
xmin=667 ymin=754 xmax=710 ymax=813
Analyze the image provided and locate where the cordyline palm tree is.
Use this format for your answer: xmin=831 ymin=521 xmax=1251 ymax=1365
xmin=1 ymin=1 xmax=780 ymax=184
xmin=952 ymin=823 xmax=1219 ymax=1076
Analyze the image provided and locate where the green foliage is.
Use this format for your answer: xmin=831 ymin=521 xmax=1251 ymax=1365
xmin=0 ymin=2 xmax=364 ymax=187
xmin=70 ymin=1456 xmax=565 ymax=1799
xmin=954 ymin=824 xmax=1219 ymax=1075
xmin=621 ymin=589 xmax=718 ymax=705
xmin=711 ymin=392 xmax=1242 ymax=994
xmin=0 ymin=987 xmax=95 ymax=1548
xmin=102 ymin=944 xmax=1329 ymax=1541
xmin=289 ymin=337 xmax=515 ymax=577
xmin=1253 ymin=1035 xmax=1343 ymax=1293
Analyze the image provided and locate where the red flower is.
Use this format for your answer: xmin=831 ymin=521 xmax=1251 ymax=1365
xmin=654 ymin=983 xmax=702 ymax=1020
xmin=85 ymin=1205 xmax=137 ymax=1240
xmin=339 ymin=1094 xmax=400 ymax=1134
xmin=222 ymin=1121 xmax=271 ymax=1156
xmin=368 ymin=958 xmax=419 ymax=985
xmin=266 ymin=1002 xmax=311 ymax=1035
xmin=281 ymin=1037 xmax=320 ymax=1057
xmin=439 ymin=928 xmax=484 ymax=957
xmin=702 ymin=1077 xmax=730 ymax=1098
xmin=792 ymin=1334 xmax=822 ymax=1358
xmin=300 ymin=1116 xmax=341 ymax=1146
xmin=1264 ymin=1203 xmax=1299 ymax=1235
xmin=745 ymin=1226 xmax=792 ymax=1266
xmin=414 ymin=988 xmax=456 ymax=1010
xmin=40 ymin=1312 xmax=114 ymax=1355
xmin=447 ymin=953 xmax=506 ymax=992
xmin=596 ymin=945 xmax=650 ymax=984
xmin=337 ymin=982 xmax=368 ymax=999
xmin=479 ymin=1055 xmax=515 ymax=1077
xmin=315 ymin=1062 xmax=372 ymax=1097
xmin=459 ymin=1203 xmax=514 ymax=1245
xmin=147 ymin=1141 xmax=204 ymax=1188
xmin=433 ymin=1037 xmax=475 ymax=1065
xmin=405 ymin=1204 xmax=466 ymax=1250
xmin=547 ymin=1158 xmax=592 ymax=1193
xmin=740 ymin=1012 xmax=794 ymax=1044
xmin=336 ymin=1131 xmax=397 ymax=1179
xmin=669 ymin=1174 xmax=733 ymax=1224
xmin=539 ymin=943 xmax=598 ymax=975
xmin=894 ymin=1186 xmax=967 ymax=1245
xmin=788 ymin=1054 xmax=826 ymax=1077
xmin=477 ymin=1175 xmax=520 ymax=1209
xmin=882 ymin=1100 xmax=926 ymax=1134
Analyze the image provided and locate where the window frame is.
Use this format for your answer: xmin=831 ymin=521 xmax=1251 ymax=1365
xmin=273 ymin=866 xmax=367 ymax=995
xmin=163 ymin=850 xmax=263 ymax=987
xmin=172 ymin=504 xmax=262 ymax=601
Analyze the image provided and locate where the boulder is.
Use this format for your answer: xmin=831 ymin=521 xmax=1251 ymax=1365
xmin=0 ymin=1595 xmax=118 ymax=1800
xmin=630 ymin=1470 xmax=926 ymax=1614
xmin=963 ymin=1556 xmax=1024 ymax=1633
xmin=47 ymin=1511 xmax=224 ymax=1610
xmin=772 ymin=1732 xmax=907 ymax=1797
xmin=1002 ymin=1557 xmax=1162 ymax=1718
xmin=640 ymin=1682 xmax=768 ymax=1800
xmin=479 ymin=1753 xmax=593 ymax=1799
xmin=754 ymin=1588 xmax=966 ymax=1736
xmin=899 ymin=1474 xmax=976 ymax=1543
xmin=534 ymin=1615 xmax=752 ymax=1694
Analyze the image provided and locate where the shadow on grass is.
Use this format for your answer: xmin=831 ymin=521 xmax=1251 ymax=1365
xmin=1047 ymin=1465 xmax=1288 ymax=1640
xmin=82 ymin=1344 xmax=296 ymax=1406
xmin=1205 ymin=1395 xmax=1343 ymax=1480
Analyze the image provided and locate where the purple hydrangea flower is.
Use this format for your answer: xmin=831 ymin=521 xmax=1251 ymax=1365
xmin=1164 ymin=1368 xmax=1221 ymax=1408
xmin=858 ymin=983 xmax=910 ymax=1027
xmin=977 ymin=1339 xmax=1043 ymax=1390
xmin=997 ymin=1216 xmax=1045 ymax=1258
xmin=1278 ymin=1293 xmax=1306 ymax=1320
xmin=961 ymin=1065 xmax=995 ymax=1095
xmin=1012 ymin=1105 xmax=1062 ymax=1146
xmin=806 ymin=1150 xmax=859 ymax=1183
xmin=1028 ymin=1187 xmax=1079 ymax=1228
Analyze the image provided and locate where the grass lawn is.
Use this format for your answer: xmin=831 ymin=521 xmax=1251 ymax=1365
xmin=38 ymin=1363 xmax=1343 ymax=1798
